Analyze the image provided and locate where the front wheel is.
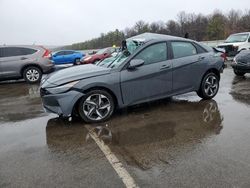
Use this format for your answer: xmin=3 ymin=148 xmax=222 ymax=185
xmin=78 ymin=90 xmax=115 ymax=123
xmin=234 ymin=69 xmax=245 ymax=76
xmin=23 ymin=66 xmax=42 ymax=84
xmin=197 ymin=72 xmax=219 ymax=100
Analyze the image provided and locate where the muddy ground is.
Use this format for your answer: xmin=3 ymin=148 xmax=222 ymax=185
xmin=0 ymin=67 xmax=250 ymax=188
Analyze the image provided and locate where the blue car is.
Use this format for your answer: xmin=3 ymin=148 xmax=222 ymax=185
xmin=52 ymin=50 xmax=84 ymax=65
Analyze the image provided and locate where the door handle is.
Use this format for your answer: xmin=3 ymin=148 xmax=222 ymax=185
xmin=160 ymin=65 xmax=171 ymax=70
xmin=198 ymin=56 xmax=205 ymax=61
xmin=20 ymin=57 xmax=28 ymax=60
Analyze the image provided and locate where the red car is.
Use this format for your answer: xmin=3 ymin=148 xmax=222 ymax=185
xmin=80 ymin=47 xmax=118 ymax=64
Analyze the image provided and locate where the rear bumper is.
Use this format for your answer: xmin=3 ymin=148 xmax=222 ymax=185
xmin=80 ymin=60 xmax=92 ymax=64
xmin=41 ymin=63 xmax=55 ymax=74
xmin=217 ymin=45 xmax=238 ymax=57
xmin=40 ymin=58 xmax=55 ymax=73
xmin=41 ymin=89 xmax=84 ymax=117
xmin=232 ymin=64 xmax=250 ymax=73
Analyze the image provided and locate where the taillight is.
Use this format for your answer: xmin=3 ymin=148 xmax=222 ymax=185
xmin=43 ymin=49 xmax=51 ymax=58
xmin=220 ymin=53 xmax=227 ymax=62
xmin=40 ymin=46 xmax=51 ymax=58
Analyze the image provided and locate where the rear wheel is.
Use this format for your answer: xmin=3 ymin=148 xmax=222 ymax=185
xmin=23 ymin=66 xmax=42 ymax=84
xmin=78 ymin=90 xmax=115 ymax=123
xmin=197 ymin=72 xmax=219 ymax=100
xmin=234 ymin=69 xmax=245 ymax=76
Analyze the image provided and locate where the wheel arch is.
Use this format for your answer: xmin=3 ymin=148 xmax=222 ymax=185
xmin=197 ymin=68 xmax=220 ymax=92
xmin=72 ymin=86 xmax=118 ymax=117
xmin=20 ymin=64 xmax=43 ymax=77
xmin=202 ymin=68 xmax=220 ymax=81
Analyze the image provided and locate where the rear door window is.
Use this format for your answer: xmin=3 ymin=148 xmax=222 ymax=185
xmin=56 ymin=51 xmax=65 ymax=56
xmin=0 ymin=47 xmax=37 ymax=57
xmin=64 ymin=51 xmax=74 ymax=55
xmin=171 ymin=42 xmax=197 ymax=59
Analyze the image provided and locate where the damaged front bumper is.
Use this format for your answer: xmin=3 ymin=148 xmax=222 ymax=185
xmin=41 ymin=88 xmax=84 ymax=117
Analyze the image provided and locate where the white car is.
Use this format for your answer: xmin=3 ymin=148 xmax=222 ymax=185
xmin=217 ymin=32 xmax=250 ymax=57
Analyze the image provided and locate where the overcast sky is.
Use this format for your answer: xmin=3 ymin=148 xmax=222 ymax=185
xmin=0 ymin=0 xmax=249 ymax=46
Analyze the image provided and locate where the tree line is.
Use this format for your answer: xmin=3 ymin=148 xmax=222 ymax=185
xmin=64 ymin=9 xmax=250 ymax=50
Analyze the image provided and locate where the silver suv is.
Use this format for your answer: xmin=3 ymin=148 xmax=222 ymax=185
xmin=0 ymin=45 xmax=54 ymax=83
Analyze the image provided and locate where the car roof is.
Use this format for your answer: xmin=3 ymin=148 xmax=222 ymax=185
xmin=0 ymin=45 xmax=43 ymax=50
xmin=127 ymin=32 xmax=192 ymax=43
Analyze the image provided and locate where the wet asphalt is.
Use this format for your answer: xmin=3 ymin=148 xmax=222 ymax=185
xmin=0 ymin=67 xmax=250 ymax=188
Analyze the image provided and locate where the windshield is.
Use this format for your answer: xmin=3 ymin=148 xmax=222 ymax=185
xmin=95 ymin=52 xmax=128 ymax=68
xmin=127 ymin=40 xmax=144 ymax=54
xmin=96 ymin=48 xmax=108 ymax=55
xmin=95 ymin=56 xmax=117 ymax=67
xmin=225 ymin=34 xmax=249 ymax=43
xmin=96 ymin=40 xmax=144 ymax=69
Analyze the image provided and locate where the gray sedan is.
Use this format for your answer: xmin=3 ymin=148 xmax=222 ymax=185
xmin=40 ymin=33 xmax=224 ymax=123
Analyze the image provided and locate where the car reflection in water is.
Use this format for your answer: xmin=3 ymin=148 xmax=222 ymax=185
xmin=0 ymin=82 xmax=45 ymax=122
xmin=231 ymin=75 xmax=250 ymax=105
xmin=46 ymin=99 xmax=223 ymax=169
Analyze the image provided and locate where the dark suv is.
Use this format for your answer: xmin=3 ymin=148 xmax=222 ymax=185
xmin=0 ymin=45 xmax=54 ymax=83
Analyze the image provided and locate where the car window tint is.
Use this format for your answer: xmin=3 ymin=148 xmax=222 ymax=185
xmin=64 ymin=51 xmax=74 ymax=55
xmin=56 ymin=51 xmax=65 ymax=55
xmin=134 ymin=43 xmax=167 ymax=65
xmin=171 ymin=42 xmax=197 ymax=59
xmin=20 ymin=48 xmax=37 ymax=55
xmin=0 ymin=47 xmax=37 ymax=57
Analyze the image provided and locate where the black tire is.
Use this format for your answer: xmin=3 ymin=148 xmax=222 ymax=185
xmin=197 ymin=72 xmax=219 ymax=100
xmin=23 ymin=66 xmax=42 ymax=84
xmin=78 ymin=90 xmax=115 ymax=123
xmin=234 ymin=69 xmax=245 ymax=76
xmin=73 ymin=58 xmax=81 ymax=65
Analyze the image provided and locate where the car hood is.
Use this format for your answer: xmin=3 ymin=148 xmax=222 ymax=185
xmin=217 ymin=42 xmax=245 ymax=47
xmin=42 ymin=64 xmax=111 ymax=87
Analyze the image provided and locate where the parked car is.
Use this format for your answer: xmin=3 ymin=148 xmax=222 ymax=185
xmin=52 ymin=50 xmax=84 ymax=65
xmin=0 ymin=45 xmax=54 ymax=83
xmin=40 ymin=33 xmax=225 ymax=123
xmin=80 ymin=47 xmax=118 ymax=64
xmin=232 ymin=50 xmax=250 ymax=76
xmin=217 ymin=32 xmax=250 ymax=57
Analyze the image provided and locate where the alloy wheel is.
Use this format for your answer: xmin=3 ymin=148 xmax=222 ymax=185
xmin=83 ymin=94 xmax=111 ymax=121
xmin=204 ymin=75 xmax=218 ymax=97
xmin=26 ymin=69 xmax=40 ymax=82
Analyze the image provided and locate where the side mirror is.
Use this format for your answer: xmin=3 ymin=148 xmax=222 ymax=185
xmin=248 ymin=37 xmax=250 ymax=42
xmin=128 ymin=59 xmax=144 ymax=70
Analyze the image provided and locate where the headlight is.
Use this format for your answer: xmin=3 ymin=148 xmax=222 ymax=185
xmin=48 ymin=80 xmax=79 ymax=94
xmin=233 ymin=57 xmax=237 ymax=64
xmin=41 ymin=74 xmax=49 ymax=85
xmin=84 ymin=56 xmax=92 ymax=61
